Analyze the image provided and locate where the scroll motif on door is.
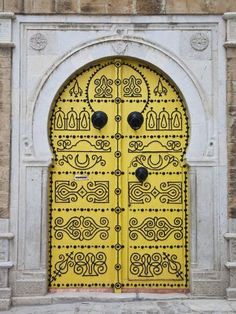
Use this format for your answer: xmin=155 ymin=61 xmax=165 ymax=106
xmin=48 ymin=58 xmax=189 ymax=291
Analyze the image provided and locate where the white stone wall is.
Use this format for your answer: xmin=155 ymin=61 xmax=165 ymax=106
xmin=7 ymin=14 xmax=227 ymax=302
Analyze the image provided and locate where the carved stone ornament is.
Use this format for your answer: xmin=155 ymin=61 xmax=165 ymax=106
xmin=190 ymin=32 xmax=209 ymax=51
xmin=22 ymin=136 xmax=33 ymax=156
xmin=112 ymin=41 xmax=128 ymax=55
xmin=29 ymin=33 xmax=47 ymax=50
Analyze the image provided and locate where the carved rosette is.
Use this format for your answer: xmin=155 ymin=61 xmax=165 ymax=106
xmin=29 ymin=33 xmax=47 ymax=50
xmin=190 ymin=32 xmax=209 ymax=51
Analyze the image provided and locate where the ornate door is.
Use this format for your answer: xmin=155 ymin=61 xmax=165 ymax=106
xmin=48 ymin=58 xmax=189 ymax=291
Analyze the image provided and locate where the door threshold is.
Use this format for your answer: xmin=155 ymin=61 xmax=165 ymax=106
xmin=49 ymin=288 xmax=189 ymax=294
xmin=12 ymin=291 xmax=190 ymax=307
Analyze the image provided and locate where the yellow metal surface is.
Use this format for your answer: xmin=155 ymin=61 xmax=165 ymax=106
xmin=48 ymin=58 xmax=189 ymax=291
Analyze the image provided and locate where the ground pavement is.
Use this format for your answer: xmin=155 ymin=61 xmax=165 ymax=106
xmin=2 ymin=293 xmax=236 ymax=313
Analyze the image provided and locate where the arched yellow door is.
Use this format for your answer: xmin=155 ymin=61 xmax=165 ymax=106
xmin=48 ymin=58 xmax=189 ymax=292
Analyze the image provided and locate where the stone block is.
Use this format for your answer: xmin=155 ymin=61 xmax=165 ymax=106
xmin=107 ymin=0 xmax=133 ymax=14
xmin=228 ymin=119 xmax=236 ymax=140
xmin=136 ymin=0 xmax=165 ymax=14
xmin=166 ymin=0 xmax=236 ymax=14
xmin=0 ymin=0 xmax=3 ymax=11
xmin=229 ymin=204 xmax=236 ymax=218
xmin=0 ymin=192 xmax=8 ymax=206
xmin=227 ymin=287 xmax=236 ymax=300
xmin=0 ymin=298 xmax=10 ymax=311
xmin=228 ymin=105 xmax=236 ymax=118
xmin=227 ymin=80 xmax=232 ymax=94
xmin=3 ymin=0 xmax=23 ymax=12
xmin=0 ymin=58 xmax=11 ymax=73
xmin=0 ymin=104 xmax=9 ymax=115
xmin=0 ymin=288 xmax=11 ymax=299
xmin=0 ymin=240 xmax=8 ymax=264
xmin=24 ymin=0 xmax=55 ymax=13
xmin=227 ymin=61 xmax=236 ymax=81
xmin=0 ymin=186 xmax=9 ymax=204
xmin=12 ymin=296 xmax=52 ymax=306
xmin=232 ymin=81 xmax=236 ymax=94
xmin=0 ymin=80 xmax=11 ymax=104
xmin=80 ymin=0 xmax=107 ymax=14
xmin=0 ymin=181 xmax=9 ymax=194
xmin=0 ymin=56 xmax=10 ymax=68
xmin=227 ymin=81 xmax=236 ymax=99
xmin=166 ymin=0 xmax=187 ymax=13
xmin=13 ymin=280 xmax=47 ymax=297
xmin=228 ymin=168 xmax=236 ymax=184
xmin=229 ymin=92 xmax=236 ymax=106
xmin=0 ymin=167 xmax=9 ymax=181
xmin=228 ymin=144 xmax=236 ymax=166
xmin=191 ymin=279 xmax=227 ymax=296
xmin=230 ymin=270 xmax=236 ymax=288
xmin=0 ymin=150 xmax=10 ymax=161
xmin=0 ymin=48 xmax=11 ymax=59
xmin=228 ymin=187 xmax=236 ymax=205
xmin=0 ymin=208 xmax=9 ymax=219
xmin=0 ymin=141 xmax=10 ymax=156
xmin=55 ymin=0 xmax=79 ymax=13
xmin=0 ymin=113 xmax=10 ymax=132
xmin=226 ymin=48 xmax=236 ymax=60
xmin=0 ymin=270 xmax=8 ymax=287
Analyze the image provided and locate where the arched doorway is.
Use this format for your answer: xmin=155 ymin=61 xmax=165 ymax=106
xmin=48 ymin=57 xmax=189 ymax=292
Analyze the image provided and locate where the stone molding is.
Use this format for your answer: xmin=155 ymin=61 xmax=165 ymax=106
xmin=224 ymin=12 xmax=236 ymax=46
xmin=32 ymin=36 xmax=208 ymax=162
xmin=0 ymin=12 xmax=15 ymax=45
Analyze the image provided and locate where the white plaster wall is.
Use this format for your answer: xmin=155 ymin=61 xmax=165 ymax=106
xmin=9 ymin=15 xmax=227 ymax=297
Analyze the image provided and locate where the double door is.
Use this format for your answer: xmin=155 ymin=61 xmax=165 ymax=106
xmin=48 ymin=58 xmax=189 ymax=291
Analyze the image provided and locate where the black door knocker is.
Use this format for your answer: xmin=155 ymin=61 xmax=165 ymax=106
xmin=91 ymin=111 xmax=108 ymax=130
xmin=135 ymin=167 xmax=148 ymax=183
xmin=127 ymin=111 xmax=144 ymax=130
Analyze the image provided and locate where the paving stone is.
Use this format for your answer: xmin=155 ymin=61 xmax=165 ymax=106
xmin=3 ymin=299 xmax=236 ymax=314
xmin=187 ymin=299 xmax=233 ymax=312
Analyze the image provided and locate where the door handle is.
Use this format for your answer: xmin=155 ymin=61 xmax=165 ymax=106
xmin=135 ymin=167 xmax=148 ymax=182
xmin=127 ymin=112 xmax=144 ymax=130
xmin=91 ymin=111 xmax=108 ymax=129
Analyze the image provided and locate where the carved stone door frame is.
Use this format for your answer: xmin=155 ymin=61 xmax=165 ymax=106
xmin=9 ymin=15 xmax=227 ymax=299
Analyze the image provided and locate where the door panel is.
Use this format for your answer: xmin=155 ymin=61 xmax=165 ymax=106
xmin=48 ymin=58 xmax=189 ymax=291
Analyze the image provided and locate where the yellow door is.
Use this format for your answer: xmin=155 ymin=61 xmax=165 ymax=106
xmin=48 ymin=58 xmax=189 ymax=291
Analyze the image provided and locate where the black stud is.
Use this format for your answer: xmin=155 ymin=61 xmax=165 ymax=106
xmin=127 ymin=112 xmax=144 ymax=130
xmin=91 ymin=111 xmax=108 ymax=130
xmin=135 ymin=167 xmax=148 ymax=182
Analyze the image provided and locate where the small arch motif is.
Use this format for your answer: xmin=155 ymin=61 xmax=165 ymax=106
xmin=53 ymin=107 xmax=90 ymax=131
xmin=146 ymin=107 xmax=182 ymax=131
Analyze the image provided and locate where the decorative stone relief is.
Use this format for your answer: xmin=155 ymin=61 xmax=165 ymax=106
xmin=22 ymin=136 xmax=33 ymax=156
xmin=206 ymin=137 xmax=215 ymax=157
xmin=111 ymin=24 xmax=129 ymax=37
xmin=112 ymin=41 xmax=128 ymax=55
xmin=190 ymin=32 xmax=209 ymax=51
xmin=29 ymin=33 xmax=47 ymax=50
